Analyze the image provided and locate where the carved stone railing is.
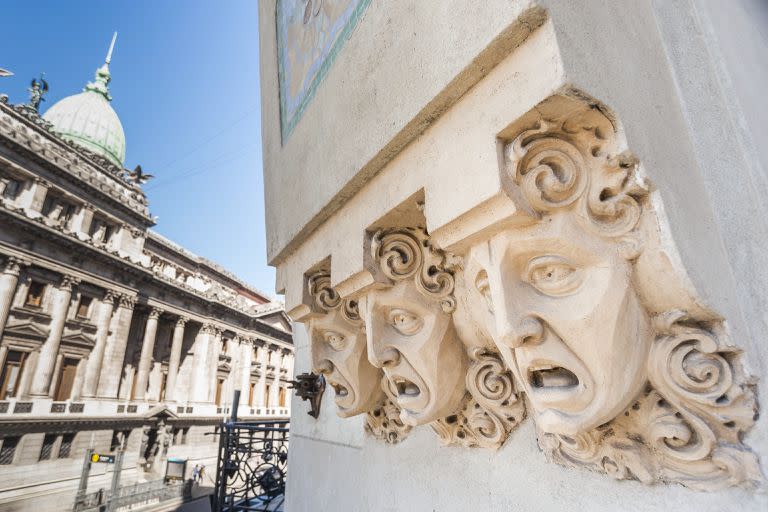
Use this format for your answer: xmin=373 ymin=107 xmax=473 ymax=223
xmin=73 ymin=479 xmax=192 ymax=512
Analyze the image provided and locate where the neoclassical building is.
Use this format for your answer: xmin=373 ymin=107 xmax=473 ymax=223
xmin=0 ymin=40 xmax=293 ymax=510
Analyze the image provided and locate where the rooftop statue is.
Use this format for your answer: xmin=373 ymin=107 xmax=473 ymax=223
xmin=27 ymin=74 xmax=48 ymax=111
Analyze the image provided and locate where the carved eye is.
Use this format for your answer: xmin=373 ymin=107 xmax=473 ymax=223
xmin=323 ymin=331 xmax=346 ymax=351
xmin=389 ymin=309 xmax=423 ymax=336
xmin=525 ymin=256 xmax=582 ymax=296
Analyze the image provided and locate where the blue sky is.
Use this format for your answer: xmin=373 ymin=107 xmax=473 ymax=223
xmin=0 ymin=0 xmax=276 ymax=297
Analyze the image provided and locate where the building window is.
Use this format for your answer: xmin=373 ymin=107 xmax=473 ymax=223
xmin=279 ymin=387 xmax=286 ymax=408
xmin=54 ymin=358 xmax=79 ymax=402
xmin=0 ymin=350 xmax=27 ymax=400
xmin=89 ymin=219 xmax=114 ymax=244
xmin=39 ymin=434 xmax=56 ymax=461
xmin=265 ymin=384 xmax=272 ymax=408
xmin=110 ymin=430 xmax=131 ymax=451
xmin=215 ymin=378 xmax=224 ymax=406
xmin=248 ymin=382 xmax=255 ymax=406
xmin=76 ymin=296 xmax=93 ymax=319
xmin=25 ymin=281 xmax=46 ymax=307
xmin=58 ymin=433 xmax=75 ymax=459
xmin=0 ymin=437 xmax=19 ymax=465
xmin=1 ymin=178 xmax=21 ymax=200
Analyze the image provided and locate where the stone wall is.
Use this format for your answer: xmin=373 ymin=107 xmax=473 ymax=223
xmin=261 ymin=1 xmax=768 ymax=510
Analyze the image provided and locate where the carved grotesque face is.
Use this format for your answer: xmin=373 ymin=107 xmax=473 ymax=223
xmin=310 ymin=307 xmax=383 ymax=417
xmin=470 ymin=214 xmax=652 ymax=435
xmin=361 ymin=281 xmax=467 ymax=426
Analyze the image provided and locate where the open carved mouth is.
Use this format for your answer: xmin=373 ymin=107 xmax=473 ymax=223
xmin=330 ymin=381 xmax=349 ymax=398
xmin=529 ymin=365 xmax=579 ymax=389
xmin=391 ymin=376 xmax=420 ymax=398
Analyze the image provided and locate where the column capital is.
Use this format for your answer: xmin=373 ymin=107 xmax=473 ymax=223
xmin=102 ymin=289 xmax=119 ymax=304
xmin=148 ymin=307 xmax=164 ymax=320
xmin=281 ymin=347 xmax=292 ymax=356
xmin=60 ymin=274 xmax=81 ymax=291
xmin=117 ymin=294 xmax=136 ymax=310
xmin=253 ymin=338 xmax=266 ymax=348
xmin=175 ymin=315 xmax=189 ymax=327
xmin=3 ymin=255 xmax=30 ymax=276
xmin=201 ymin=323 xmax=219 ymax=335
xmin=268 ymin=343 xmax=280 ymax=352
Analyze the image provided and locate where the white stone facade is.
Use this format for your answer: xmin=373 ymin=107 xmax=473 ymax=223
xmin=0 ymin=98 xmax=293 ymax=511
xmin=259 ymin=1 xmax=767 ymax=510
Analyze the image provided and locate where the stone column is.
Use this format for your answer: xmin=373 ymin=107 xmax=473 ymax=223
xmin=268 ymin=344 xmax=281 ymax=408
xmin=208 ymin=328 xmax=223 ymax=403
xmin=133 ymin=307 xmax=163 ymax=400
xmin=281 ymin=348 xmax=293 ymax=409
xmin=96 ymin=294 xmax=135 ymax=399
xmin=29 ymin=275 xmax=79 ymax=397
xmin=191 ymin=324 xmax=213 ymax=403
xmin=48 ymin=353 xmax=64 ymax=397
xmin=239 ymin=339 xmax=252 ymax=406
xmin=0 ymin=256 xmax=26 ymax=339
xmin=255 ymin=340 xmax=268 ymax=407
xmin=81 ymin=290 xmax=117 ymax=398
xmin=164 ymin=316 xmax=187 ymax=402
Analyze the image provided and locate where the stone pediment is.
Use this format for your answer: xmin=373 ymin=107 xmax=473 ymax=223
xmin=143 ymin=405 xmax=178 ymax=420
xmin=3 ymin=319 xmax=49 ymax=341
xmin=61 ymin=328 xmax=96 ymax=347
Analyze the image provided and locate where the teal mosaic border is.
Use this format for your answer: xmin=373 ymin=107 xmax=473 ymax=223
xmin=277 ymin=0 xmax=372 ymax=143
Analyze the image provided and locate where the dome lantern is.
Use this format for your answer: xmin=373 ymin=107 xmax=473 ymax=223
xmin=43 ymin=33 xmax=126 ymax=168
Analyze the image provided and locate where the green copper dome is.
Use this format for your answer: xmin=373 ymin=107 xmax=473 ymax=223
xmin=43 ymin=34 xmax=125 ymax=168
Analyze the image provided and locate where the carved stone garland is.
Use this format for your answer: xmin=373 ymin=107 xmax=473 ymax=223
xmin=431 ymin=349 xmax=525 ymax=449
xmin=365 ymin=397 xmax=413 ymax=445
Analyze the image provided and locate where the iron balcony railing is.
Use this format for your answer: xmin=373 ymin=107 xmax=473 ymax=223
xmin=214 ymin=392 xmax=289 ymax=512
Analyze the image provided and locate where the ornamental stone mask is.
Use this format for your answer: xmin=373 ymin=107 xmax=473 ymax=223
xmin=360 ymin=229 xmax=467 ymax=427
xmin=470 ymin=213 xmax=652 ymax=436
xmin=307 ymin=272 xmax=383 ymax=417
xmin=462 ymin=98 xmax=761 ymax=489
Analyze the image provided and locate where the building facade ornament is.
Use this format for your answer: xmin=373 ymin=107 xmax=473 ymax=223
xmin=2 ymin=255 xmax=29 ymax=275
xmin=364 ymin=397 xmax=412 ymax=444
xmin=463 ymin=99 xmax=761 ymax=489
xmin=290 ymin=94 xmax=762 ymax=489
xmin=307 ymin=270 xmax=385 ymax=420
xmin=117 ymin=293 xmax=135 ymax=310
xmin=59 ymin=274 xmax=81 ymax=291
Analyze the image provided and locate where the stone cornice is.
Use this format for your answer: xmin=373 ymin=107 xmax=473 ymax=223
xmin=0 ymin=101 xmax=154 ymax=226
xmin=0 ymin=209 xmax=292 ymax=343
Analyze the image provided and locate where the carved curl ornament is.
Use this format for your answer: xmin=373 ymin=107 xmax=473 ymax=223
xmin=371 ymin=228 xmax=456 ymax=313
xmin=296 ymin=96 xmax=761 ymax=491
xmin=491 ymin=103 xmax=760 ymax=490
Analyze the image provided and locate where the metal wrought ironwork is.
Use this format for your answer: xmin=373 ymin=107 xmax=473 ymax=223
xmin=288 ymin=372 xmax=325 ymax=419
xmin=214 ymin=414 xmax=289 ymax=512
